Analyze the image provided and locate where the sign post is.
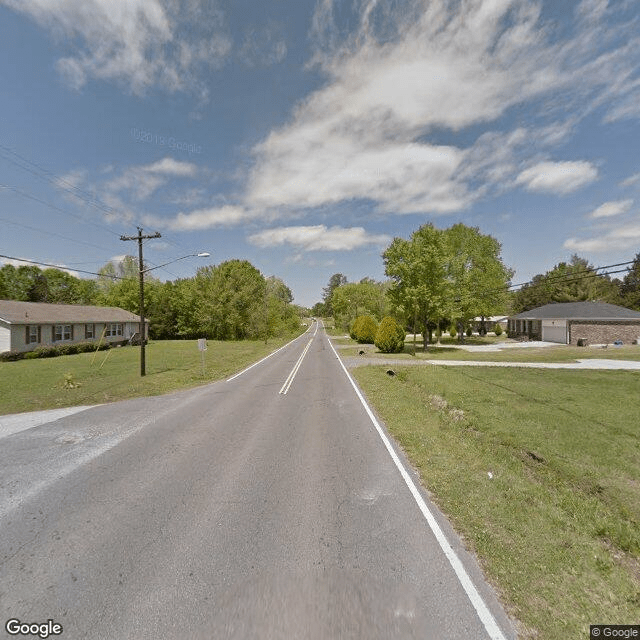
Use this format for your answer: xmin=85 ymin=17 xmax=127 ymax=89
xmin=197 ymin=338 xmax=207 ymax=377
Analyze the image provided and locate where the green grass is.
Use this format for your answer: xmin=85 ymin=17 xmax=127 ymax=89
xmin=340 ymin=335 xmax=640 ymax=363
xmin=0 ymin=332 xmax=305 ymax=415
xmin=353 ymin=365 xmax=640 ymax=639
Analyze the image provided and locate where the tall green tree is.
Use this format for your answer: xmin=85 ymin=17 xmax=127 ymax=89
xmin=620 ymin=252 xmax=640 ymax=310
xmin=195 ymin=260 xmax=267 ymax=340
xmin=512 ymin=255 xmax=620 ymax=313
xmin=322 ymin=273 xmax=347 ymax=316
xmin=383 ymin=224 xmax=450 ymax=349
xmin=331 ymin=280 xmax=391 ymax=329
xmin=444 ymin=224 xmax=513 ymax=337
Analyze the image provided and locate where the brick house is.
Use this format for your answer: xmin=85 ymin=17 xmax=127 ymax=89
xmin=0 ymin=300 xmax=147 ymax=354
xmin=508 ymin=301 xmax=640 ymax=345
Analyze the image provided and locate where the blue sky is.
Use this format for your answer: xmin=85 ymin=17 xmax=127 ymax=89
xmin=1 ymin=0 xmax=639 ymax=308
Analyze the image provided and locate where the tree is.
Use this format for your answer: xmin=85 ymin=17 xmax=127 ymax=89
xmin=195 ymin=260 xmax=267 ymax=340
xmin=444 ymin=224 xmax=513 ymax=339
xmin=331 ymin=280 xmax=390 ymax=329
xmin=512 ymin=255 xmax=620 ymax=313
xmin=264 ymin=276 xmax=300 ymax=339
xmin=620 ymin=252 xmax=640 ymax=310
xmin=383 ymin=224 xmax=450 ymax=350
xmin=322 ymin=273 xmax=347 ymax=316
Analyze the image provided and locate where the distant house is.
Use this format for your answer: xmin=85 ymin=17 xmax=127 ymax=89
xmin=0 ymin=300 xmax=147 ymax=354
xmin=508 ymin=301 xmax=640 ymax=345
xmin=472 ymin=316 xmax=508 ymax=333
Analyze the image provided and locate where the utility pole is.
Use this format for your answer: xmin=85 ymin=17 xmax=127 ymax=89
xmin=120 ymin=227 xmax=161 ymax=376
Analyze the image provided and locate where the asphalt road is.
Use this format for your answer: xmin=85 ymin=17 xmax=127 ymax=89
xmin=0 ymin=322 xmax=516 ymax=639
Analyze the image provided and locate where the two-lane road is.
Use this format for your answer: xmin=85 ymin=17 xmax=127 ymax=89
xmin=0 ymin=322 xmax=516 ymax=639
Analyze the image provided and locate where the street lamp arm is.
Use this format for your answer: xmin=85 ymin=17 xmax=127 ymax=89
xmin=142 ymin=252 xmax=210 ymax=273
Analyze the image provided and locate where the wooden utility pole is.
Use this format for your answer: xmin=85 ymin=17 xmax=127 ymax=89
xmin=120 ymin=227 xmax=161 ymax=376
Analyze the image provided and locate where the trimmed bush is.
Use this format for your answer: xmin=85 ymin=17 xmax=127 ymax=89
xmin=349 ymin=317 xmax=363 ymax=340
xmin=58 ymin=344 xmax=81 ymax=356
xmin=0 ymin=350 xmax=25 ymax=362
xmin=494 ymin=323 xmax=503 ymax=336
xmin=24 ymin=351 xmax=40 ymax=359
xmin=33 ymin=346 xmax=58 ymax=358
xmin=375 ymin=317 xmax=406 ymax=353
xmin=449 ymin=326 xmax=457 ymax=338
xmin=351 ymin=315 xmax=378 ymax=343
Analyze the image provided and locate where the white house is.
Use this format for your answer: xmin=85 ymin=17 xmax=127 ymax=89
xmin=508 ymin=301 xmax=640 ymax=345
xmin=0 ymin=300 xmax=147 ymax=354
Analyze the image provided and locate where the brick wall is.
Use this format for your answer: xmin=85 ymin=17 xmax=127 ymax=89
xmin=569 ymin=321 xmax=640 ymax=345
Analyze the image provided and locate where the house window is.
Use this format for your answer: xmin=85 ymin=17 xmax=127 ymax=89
xmin=26 ymin=325 xmax=40 ymax=344
xmin=85 ymin=324 xmax=95 ymax=339
xmin=54 ymin=325 xmax=72 ymax=341
xmin=105 ymin=323 xmax=123 ymax=337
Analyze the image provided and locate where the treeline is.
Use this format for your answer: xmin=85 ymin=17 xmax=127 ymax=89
xmin=311 ymin=224 xmax=640 ymax=346
xmin=314 ymin=223 xmax=513 ymax=345
xmin=511 ymin=253 xmax=640 ymax=313
xmin=0 ymin=258 xmax=306 ymax=341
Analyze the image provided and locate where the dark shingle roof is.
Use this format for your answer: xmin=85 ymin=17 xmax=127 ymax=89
xmin=511 ymin=301 xmax=640 ymax=320
xmin=0 ymin=300 xmax=142 ymax=325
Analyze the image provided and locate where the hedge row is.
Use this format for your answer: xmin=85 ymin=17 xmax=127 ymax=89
xmin=0 ymin=341 xmax=111 ymax=362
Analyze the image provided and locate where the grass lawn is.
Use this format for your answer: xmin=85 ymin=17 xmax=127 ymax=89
xmin=341 ymin=336 xmax=640 ymax=363
xmin=0 ymin=332 xmax=305 ymax=415
xmin=352 ymin=364 xmax=640 ymax=639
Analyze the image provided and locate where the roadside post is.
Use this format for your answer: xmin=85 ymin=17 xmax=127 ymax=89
xmin=197 ymin=338 xmax=207 ymax=377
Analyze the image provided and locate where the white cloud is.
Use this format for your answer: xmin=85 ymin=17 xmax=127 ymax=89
xmin=161 ymin=205 xmax=252 ymax=230
xmin=564 ymin=223 xmax=640 ymax=253
xmin=142 ymin=158 xmax=198 ymax=176
xmin=515 ymin=161 xmax=598 ymax=195
xmin=3 ymin=0 xmax=232 ymax=95
xmin=563 ymin=237 xmax=610 ymax=252
xmin=248 ymin=225 xmax=391 ymax=252
xmin=246 ymin=0 xmax=638 ymax=217
xmin=102 ymin=156 xmax=199 ymax=201
xmin=588 ymin=199 xmax=633 ymax=218
xmin=620 ymin=173 xmax=640 ymax=188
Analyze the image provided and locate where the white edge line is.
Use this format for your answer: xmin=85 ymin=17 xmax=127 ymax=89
xmin=327 ymin=336 xmax=508 ymax=640
xmin=226 ymin=325 xmax=312 ymax=382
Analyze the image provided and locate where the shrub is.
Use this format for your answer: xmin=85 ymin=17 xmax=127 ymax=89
xmin=466 ymin=325 xmax=473 ymax=337
xmin=33 ymin=346 xmax=58 ymax=358
xmin=0 ymin=350 xmax=25 ymax=362
xmin=494 ymin=323 xmax=503 ymax=336
xmin=351 ymin=315 xmax=378 ymax=343
xmin=58 ymin=344 xmax=81 ymax=356
xmin=449 ymin=326 xmax=457 ymax=338
xmin=76 ymin=342 xmax=97 ymax=353
xmin=24 ymin=351 xmax=40 ymax=359
xmin=375 ymin=317 xmax=406 ymax=353
xmin=349 ymin=317 xmax=363 ymax=340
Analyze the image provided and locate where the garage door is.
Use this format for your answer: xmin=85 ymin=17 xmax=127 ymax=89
xmin=542 ymin=324 xmax=567 ymax=343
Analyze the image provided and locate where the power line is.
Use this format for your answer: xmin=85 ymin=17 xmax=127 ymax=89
xmin=0 ymin=145 xmax=203 ymax=262
xmin=0 ymin=183 xmax=123 ymax=239
xmin=0 ymin=214 xmax=112 ymax=253
xmin=0 ymin=144 xmax=121 ymax=227
xmin=507 ymin=260 xmax=635 ymax=292
xmin=0 ymin=253 xmax=125 ymax=279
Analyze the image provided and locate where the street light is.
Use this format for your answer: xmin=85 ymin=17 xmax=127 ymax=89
xmin=136 ymin=252 xmax=210 ymax=376
xmin=142 ymin=253 xmax=210 ymax=274
xmin=121 ymin=226 xmax=211 ymax=377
